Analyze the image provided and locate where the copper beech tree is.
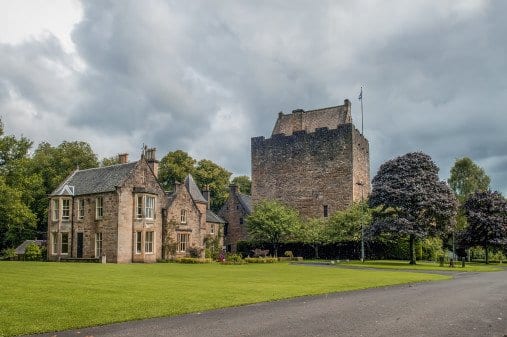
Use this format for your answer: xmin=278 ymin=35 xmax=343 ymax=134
xmin=462 ymin=191 xmax=507 ymax=264
xmin=369 ymin=152 xmax=458 ymax=264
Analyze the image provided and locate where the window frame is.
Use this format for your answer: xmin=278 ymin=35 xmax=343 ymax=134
xmin=210 ymin=224 xmax=215 ymax=235
xmin=135 ymin=231 xmax=142 ymax=254
xmin=180 ymin=209 xmax=187 ymax=224
xmin=95 ymin=232 xmax=103 ymax=258
xmin=323 ymin=205 xmax=329 ymax=218
xmin=61 ymin=233 xmax=69 ymax=255
xmin=52 ymin=199 xmax=59 ymax=221
xmin=177 ymin=233 xmax=189 ymax=252
xmin=95 ymin=197 xmax=104 ymax=219
xmin=51 ymin=232 xmax=58 ymax=255
xmin=78 ymin=198 xmax=85 ymax=219
xmin=136 ymin=195 xmax=143 ymax=219
xmin=145 ymin=231 xmax=154 ymax=254
xmin=62 ymin=199 xmax=70 ymax=221
xmin=145 ymin=196 xmax=155 ymax=220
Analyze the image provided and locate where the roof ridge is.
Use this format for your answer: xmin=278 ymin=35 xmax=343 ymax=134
xmin=76 ymin=161 xmax=138 ymax=173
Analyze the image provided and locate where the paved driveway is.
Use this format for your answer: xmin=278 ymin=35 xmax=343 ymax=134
xmin=28 ymin=269 xmax=506 ymax=337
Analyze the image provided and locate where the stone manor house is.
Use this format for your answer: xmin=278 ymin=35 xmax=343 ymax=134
xmin=48 ymin=149 xmax=224 ymax=263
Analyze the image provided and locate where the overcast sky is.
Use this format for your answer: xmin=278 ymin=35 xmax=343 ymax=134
xmin=1 ymin=0 xmax=506 ymax=194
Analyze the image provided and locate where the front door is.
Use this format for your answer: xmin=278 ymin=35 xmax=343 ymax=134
xmin=77 ymin=233 xmax=84 ymax=258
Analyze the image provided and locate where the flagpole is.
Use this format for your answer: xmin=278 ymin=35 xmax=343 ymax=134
xmin=360 ymin=86 xmax=364 ymax=135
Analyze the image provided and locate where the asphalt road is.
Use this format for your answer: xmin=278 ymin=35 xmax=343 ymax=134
xmin=28 ymin=269 xmax=507 ymax=337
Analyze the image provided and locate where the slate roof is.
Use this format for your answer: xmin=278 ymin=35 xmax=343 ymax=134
xmin=184 ymin=174 xmax=208 ymax=203
xmin=238 ymin=193 xmax=252 ymax=214
xmin=15 ymin=240 xmax=46 ymax=255
xmin=206 ymin=209 xmax=225 ymax=224
xmin=51 ymin=162 xmax=138 ymax=196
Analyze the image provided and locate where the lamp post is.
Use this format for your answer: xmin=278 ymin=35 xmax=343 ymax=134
xmin=356 ymin=181 xmax=365 ymax=262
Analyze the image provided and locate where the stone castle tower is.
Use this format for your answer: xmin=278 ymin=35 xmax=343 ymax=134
xmin=251 ymin=99 xmax=370 ymax=219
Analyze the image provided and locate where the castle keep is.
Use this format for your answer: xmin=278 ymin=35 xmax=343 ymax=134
xmin=251 ymin=100 xmax=370 ymax=219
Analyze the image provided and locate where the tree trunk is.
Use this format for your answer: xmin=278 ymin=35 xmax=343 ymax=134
xmin=314 ymin=245 xmax=319 ymax=259
xmin=485 ymin=243 xmax=489 ymax=264
xmin=409 ymin=234 xmax=417 ymax=265
xmin=273 ymin=243 xmax=278 ymax=258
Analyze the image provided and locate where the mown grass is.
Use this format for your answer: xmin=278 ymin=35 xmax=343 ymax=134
xmin=0 ymin=261 xmax=449 ymax=337
xmin=338 ymin=260 xmax=504 ymax=272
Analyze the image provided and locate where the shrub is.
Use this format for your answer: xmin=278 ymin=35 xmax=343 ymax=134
xmin=167 ymin=258 xmax=212 ymax=264
xmin=25 ymin=243 xmax=42 ymax=261
xmin=188 ymin=246 xmax=204 ymax=258
xmin=244 ymin=257 xmax=278 ymax=263
xmin=1 ymin=248 xmax=16 ymax=260
xmin=222 ymin=253 xmax=244 ymax=264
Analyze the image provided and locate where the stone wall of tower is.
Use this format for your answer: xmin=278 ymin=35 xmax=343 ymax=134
xmin=252 ymin=123 xmax=368 ymax=219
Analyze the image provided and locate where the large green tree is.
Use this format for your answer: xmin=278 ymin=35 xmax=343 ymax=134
xmin=369 ymin=152 xmax=458 ymax=264
xmin=298 ymin=218 xmax=328 ymax=259
xmin=327 ymin=202 xmax=372 ymax=243
xmin=462 ymin=191 xmax=507 ymax=264
xmin=30 ymin=141 xmax=98 ymax=232
xmin=158 ymin=150 xmax=196 ymax=190
xmin=247 ymin=200 xmax=300 ymax=257
xmin=231 ymin=175 xmax=251 ymax=195
xmin=194 ymin=159 xmax=231 ymax=211
xmin=0 ymin=120 xmax=40 ymax=250
xmin=448 ymin=157 xmax=490 ymax=203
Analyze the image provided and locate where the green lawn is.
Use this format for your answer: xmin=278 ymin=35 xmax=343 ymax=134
xmin=0 ymin=262 xmax=449 ymax=337
xmin=338 ymin=260 xmax=504 ymax=272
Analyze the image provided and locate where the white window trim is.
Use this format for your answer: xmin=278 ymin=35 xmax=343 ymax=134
xmin=95 ymin=233 xmax=103 ymax=258
xmin=145 ymin=231 xmax=154 ymax=254
xmin=51 ymin=232 xmax=58 ymax=255
xmin=145 ymin=196 xmax=155 ymax=220
xmin=180 ymin=209 xmax=187 ymax=224
xmin=177 ymin=233 xmax=189 ymax=252
xmin=136 ymin=195 xmax=143 ymax=219
xmin=210 ymin=224 xmax=215 ymax=235
xmin=96 ymin=197 xmax=104 ymax=219
xmin=52 ymin=199 xmax=59 ymax=221
xmin=135 ymin=231 xmax=142 ymax=254
xmin=61 ymin=233 xmax=69 ymax=255
xmin=62 ymin=199 xmax=71 ymax=221
xmin=78 ymin=199 xmax=85 ymax=220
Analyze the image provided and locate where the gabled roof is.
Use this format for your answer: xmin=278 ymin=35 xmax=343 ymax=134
xmin=206 ymin=209 xmax=225 ymax=224
xmin=184 ymin=174 xmax=207 ymax=203
xmin=238 ymin=193 xmax=252 ymax=214
xmin=51 ymin=162 xmax=138 ymax=196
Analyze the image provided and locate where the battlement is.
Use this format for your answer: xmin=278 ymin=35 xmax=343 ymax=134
xmin=271 ymin=99 xmax=352 ymax=136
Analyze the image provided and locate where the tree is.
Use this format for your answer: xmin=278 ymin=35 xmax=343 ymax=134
xmin=30 ymin=141 xmax=98 ymax=233
xmin=0 ymin=176 xmax=37 ymax=250
xmin=298 ymin=218 xmax=328 ymax=259
xmin=194 ymin=159 xmax=231 ymax=211
xmin=158 ymin=150 xmax=196 ymax=190
xmin=327 ymin=202 xmax=372 ymax=243
xmin=461 ymin=191 xmax=507 ymax=264
xmin=101 ymin=155 xmax=120 ymax=167
xmin=448 ymin=157 xmax=490 ymax=203
xmin=231 ymin=175 xmax=251 ymax=195
xmin=369 ymin=152 xmax=458 ymax=264
xmin=247 ymin=200 xmax=300 ymax=257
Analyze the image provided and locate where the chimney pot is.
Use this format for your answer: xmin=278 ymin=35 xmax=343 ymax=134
xmin=118 ymin=153 xmax=129 ymax=164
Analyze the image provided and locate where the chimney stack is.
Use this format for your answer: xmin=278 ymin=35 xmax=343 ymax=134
xmin=118 ymin=153 xmax=129 ymax=164
xmin=202 ymin=185 xmax=211 ymax=210
xmin=145 ymin=147 xmax=159 ymax=178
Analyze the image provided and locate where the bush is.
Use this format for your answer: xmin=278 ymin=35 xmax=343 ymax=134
xmin=25 ymin=243 xmax=42 ymax=261
xmin=165 ymin=258 xmax=212 ymax=264
xmin=244 ymin=257 xmax=278 ymax=263
xmin=188 ymin=246 xmax=204 ymax=258
xmin=222 ymin=253 xmax=244 ymax=264
xmin=284 ymin=251 xmax=294 ymax=258
xmin=1 ymin=248 xmax=16 ymax=260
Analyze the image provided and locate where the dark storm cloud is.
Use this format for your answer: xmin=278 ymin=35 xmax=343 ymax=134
xmin=2 ymin=1 xmax=506 ymax=193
